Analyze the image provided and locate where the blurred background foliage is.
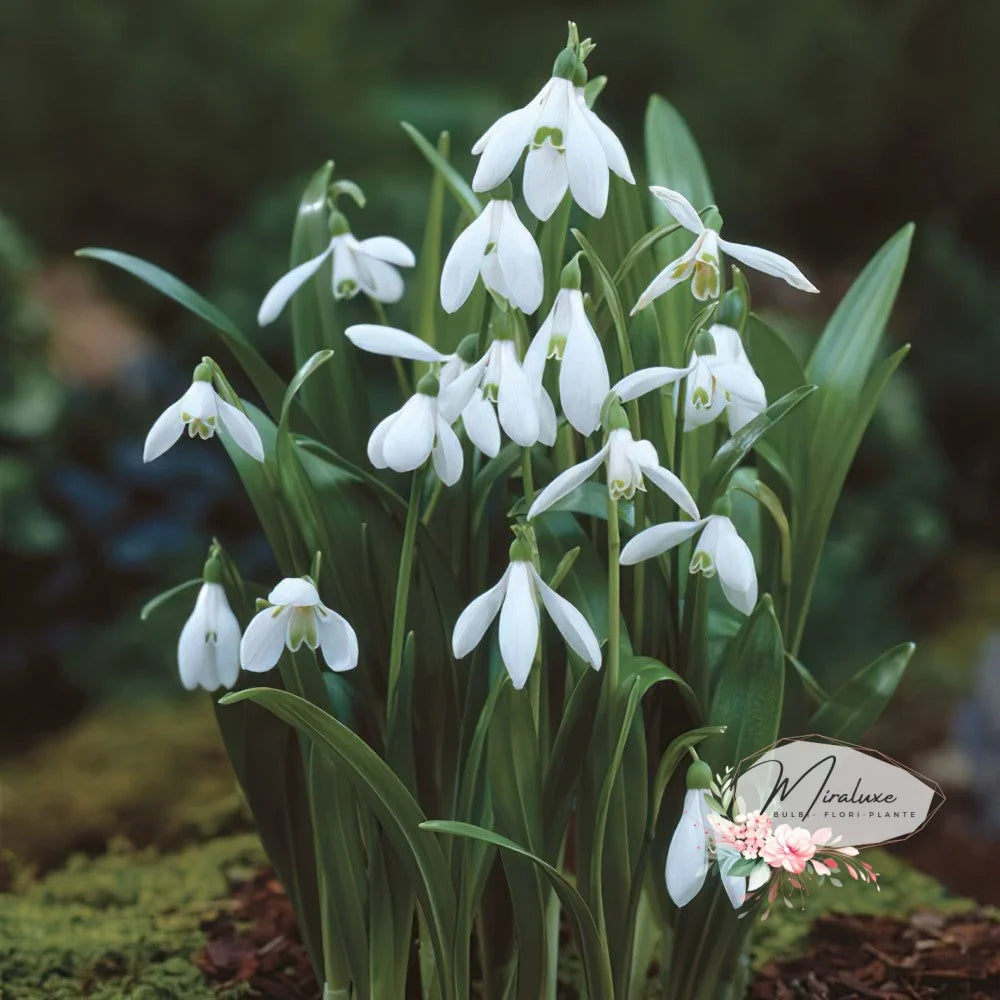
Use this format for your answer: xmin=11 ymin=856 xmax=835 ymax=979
xmin=0 ymin=0 xmax=997 ymax=828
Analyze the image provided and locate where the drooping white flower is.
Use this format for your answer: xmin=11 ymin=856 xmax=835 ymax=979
xmin=666 ymin=761 xmax=748 ymax=909
xmin=366 ymin=361 xmax=485 ymax=485
xmin=144 ymin=364 xmax=264 ymax=463
xmin=527 ymin=417 xmax=699 ymax=521
xmin=440 ymin=198 xmax=543 ymax=315
xmin=684 ymin=325 xmax=766 ymax=434
xmin=240 ymin=577 xmax=358 ymax=674
xmin=257 ymin=217 xmax=415 ymax=324
xmin=524 ymin=258 xmax=609 ymax=435
xmin=472 ymin=75 xmax=634 ymax=221
xmin=632 ymin=186 xmax=818 ymax=312
xmin=452 ymin=541 xmax=601 ymax=689
xmin=345 ymin=324 xmax=556 ymax=456
xmin=620 ymin=513 xmax=757 ymax=615
xmin=178 ymin=577 xmax=241 ymax=692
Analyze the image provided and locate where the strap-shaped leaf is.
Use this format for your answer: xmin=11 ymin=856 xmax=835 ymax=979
xmin=402 ymin=121 xmax=481 ymax=220
xmin=421 ymin=821 xmax=615 ymax=1000
xmin=708 ymin=595 xmax=785 ymax=770
xmin=221 ymin=687 xmax=461 ymax=999
xmin=76 ymin=247 xmax=286 ymax=418
xmin=810 ymin=642 xmax=914 ymax=741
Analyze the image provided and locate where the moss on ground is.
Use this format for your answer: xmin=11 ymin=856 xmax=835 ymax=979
xmin=0 ymin=834 xmax=264 ymax=1000
xmin=751 ymin=847 xmax=977 ymax=967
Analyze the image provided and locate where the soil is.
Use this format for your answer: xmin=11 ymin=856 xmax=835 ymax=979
xmin=196 ymin=868 xmax=320 ymax=1000
xmin=750 ymin=911 xmax=1000 ymax=999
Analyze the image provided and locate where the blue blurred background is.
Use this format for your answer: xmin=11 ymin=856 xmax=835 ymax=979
xmin=1 ymin=0 xmax=998 ymax=893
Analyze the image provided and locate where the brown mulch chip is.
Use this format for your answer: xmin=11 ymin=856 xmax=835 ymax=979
xmin=195 ymin=868 xmax=320 ymax=999
xmin=750 ymin=910 xmax=1000 ymax=999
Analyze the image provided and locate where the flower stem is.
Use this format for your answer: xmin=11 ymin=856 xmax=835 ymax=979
xmin=669 ymin=378 xmax=687 ymax=663
xmin=373 ymin=300 xmax=412 ymax=397
xmin=521 ymin=446 xmax=535 ymax=506
xmin=606 ymin=494 xmax=621 ymax=694
xmin=387 ymin=467 xmax=423 ymax=728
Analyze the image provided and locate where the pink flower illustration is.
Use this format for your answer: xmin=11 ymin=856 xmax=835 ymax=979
xmin=761 ymin=824 xmax=827 ymax=873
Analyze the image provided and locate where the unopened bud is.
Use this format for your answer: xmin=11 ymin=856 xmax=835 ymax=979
xmin=686 ymin=760 xmax=713 ymax=790
xmin=192 ymin=361 xmax=214 ymax=383
xmin=415 ymin=371 xmax=440 ymax=396
xmin=455 ymin=333 xmax=480 ymax=364
xmin=693 ymin=330 xmax=717 ymax=357
xmin=560 ymin=253 xmax=583 ymax=290
xmin=203 ymin=553 xmax=223 ymax=584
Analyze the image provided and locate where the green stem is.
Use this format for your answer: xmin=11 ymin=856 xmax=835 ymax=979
xmin=387 ymin=467 xmax=423 ymax=728
xmin=373 ymin=300 xmax=412 ymax=397
xmin=606 ymin=494 xmax=621 ymax=695
xmin=682 ymin=887 xmax=721 ymax=1000
xmin=669 ymin=378 xmax=688 ymax=664
xmin=521 ymin=446 xmax=535 ymax=505
xmin=632 ymin=492 xmax=646 ymax=651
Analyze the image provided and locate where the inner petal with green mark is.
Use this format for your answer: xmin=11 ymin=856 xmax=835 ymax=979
xmin=690 ymin=549 xmax=716 ymax=577
xmin=287 ymin=606 xmax=319 ymax=652
xmin=532 ymin=126 xmax=565 ymax=150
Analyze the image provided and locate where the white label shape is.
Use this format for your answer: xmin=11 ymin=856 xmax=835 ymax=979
xmin=735 ymin=740 xmax=936 ymax=846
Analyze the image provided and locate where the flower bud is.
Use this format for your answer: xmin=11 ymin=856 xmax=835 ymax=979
xmin=415 ymin=371 xmax=440 ymax=396
xmin=559 ymin=253 xmax=583 ymax=290
xmin=455 ymin=333 xmax=481 ymax=364
xmin=508 ymin=536 xmax=533 ymax=564
xmin=202 ymin=553 xmax=223 ymax=584
xmin=327 ymin=211 xmax=351 ymax=237
xmin=192 ymin=361 xmax=214 ymax=383
xmin=602 ymin=398 xmax=630 ymax=433
xmin=716 ymin=281 xmax=749 ymax=331
xmin=686 ymin=760 xmax=713 ymax=790
xmin=488 ymin=306 xmax=517 ymax=343
xmin=693 ymin=329 xmax=718 ymax=357
xmin=485 ymin=179 xmax=514 ymax=202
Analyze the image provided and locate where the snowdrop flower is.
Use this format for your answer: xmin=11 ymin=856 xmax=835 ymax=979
xmin=524 ymin=255 xmax=609 ymax=435
xmin=240 ymin=576 xmax=358 ymax=674
xmin=527 ymin=403 xmax=698 ymax=520
xmin=632 ymin=186 xmax=818 ymax=312
xmin=144 ymin=362 xmax=264 ymax=463
xmin=257 ymin=211 xmax=414 ymax=324
xmin=346 ymin=323 xmax=556 ymax=455
xmin=452 ymin=537 xmax=601 ymax=689
xmin=177 ymin=557 xmax=241 ymax=692
xmin=440 ymin=194 xmax=543 ymax=315
xmin=471 ymin=33 xmax=634 ymax=220
xmin=666 ymin=762 xmax=745 ymax=908
xmin=684 ymin=325 xmax=766 ymax=434
xmin=368 ymin=366 xmax=484 ymax=485
xmin=620 ymin=513 xmax=757 ymax=615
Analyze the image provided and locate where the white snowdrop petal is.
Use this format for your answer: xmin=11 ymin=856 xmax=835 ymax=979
xmin=346 ymin=324 xmax=450 ymax=363
xmin=258 ymin=244 xmax=333 ymax=325
xmin=216 ymin=398 xmax=265 ymax=462
xmin=535 ymin=385 xmax=558 ymax=447
xmin=612 ymin=364 xmax=693 ymax=403
xmin=355 ymin=236 xmax=415 ymax=267
xmin=582 ymin=103 xmax=634 ymax=183
xmin=367 ymin=411 xmax=396 ymax=468
xmin=530 ymin=567 xmax=602 ymax=669
xmin=143 ymin=399 xmax=186 ymax=463
xmin=498 ymin=563 xmax=539 ymax=690
xmin=461 ymin=392 xmax=501 ymax=458
xmin=527 ymin=446 xmax=608 ymax=520
xmin=240 ymin=606 xmax=291 ymax=673
xmin=565 ymin=94 xmax=609 ymax=218
xmin=471 ymin=107 xmax=536 ymax=192
xmin=522 ymin=143 xmax=570 ymax=222
xmin=316 ymin=608 xmax=359 ymax=672
xmin=639 ymin=464 xmax=700 ymax=521
xmin=495 ymin=203 xmax=544 ymax=313
xmin=177 ymin=587 xmax=211 ymax=690
xmin=360 ymin=257 xmax=405 ymax=304
xmin=438 ymin=356 xmax=489 ymax=424
xmin=496 ymin=345 xmax=540 ymax=446
xmin=440 ymin=209 xmax=492 ymax=313
xmin=452 ymin=568 xmax=510 ymax=659
xmin=665 ymin=789 xmax=711 ymax=907
xmin=558 ymin=295 xmax=609 ymax=435
xmin=268 ymin=577 xmax=321 ymax=607
xmin=383 ymin=394 xmax=436 ymax=472
xmin=619 ymin=520 xmax=706 ymax=565
xmin=718 ymin=238 xmax=818 ymax=293
xmin=630 ymin=242 xmax=699 ymax=314
xmin=213 ymin=595 xmax=243 ymax=690
xmin=432 ymin=415 xmax=464 ymax=486
xmin=649 ymin=186 xmax=706 ymax=235
xmin=715 ymin=520 xmax=758 ymax=615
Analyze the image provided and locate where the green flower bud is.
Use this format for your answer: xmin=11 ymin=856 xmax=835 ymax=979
xmin=716 ymin=283 xmax=749 ymax=330
xmin=602 ymin=398 xmax=630 ymax=433
xmin=693 ymin=329 xmax=718 ymax=357
xmin=416 ymin=371 xmax=440 ymax=396
xmin=202 ymin=553 xmax=223 ymax=584
xmin=192 ymin=361 xmax=214 ymax=383
xmin=552 ymin=46 xmax=579 ymax=81
xmin=489 ymin=307 xmax=517 ymax=343
xmin=560 ymin=253 xmax=583 ymax=290
xmin=508 ymin=536 xmax=533 ymax=564
xmin=485 ymin=179 xmax=514 ymax=202
xmin=686 ymin=760 xmax=713 ymax=790
xmin=328 ymin=211 xmax=351 ymax=237
xmin=455 ymin=333 xmax=480 ymax=364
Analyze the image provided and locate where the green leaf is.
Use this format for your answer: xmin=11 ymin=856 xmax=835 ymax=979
xmin=221 ymin=687 xmax=461 ymax=999
xmin=708 ymin=595 xmax=785 ymax=769
xmin=698 ymin=384 xmax=816 ymax=510
xmin=402 ymin=121 xmax=481 ymax=220
xmin=281 ymin=349 xmax=335 ymax=428
xmin=785 ymin=652 xmax=829 ymax=704
xmin=516 ymin=481 xmax=634 ymax=528
xmin=573 ymin=228 xmax=633 ymax=379
xmin=421 ymin=821 xmax=615 ymax=1000
xmin=139 ymin=577 xmax=200 ymax=621
xmin=810 ymin=642 xmax=915 ymax=741
xmin=413 ymin=132 xmax=449 ymax=349
xmin=76 ymin=247 xmax=286 ymax=419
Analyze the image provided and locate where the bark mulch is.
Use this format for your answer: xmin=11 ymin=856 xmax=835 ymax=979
xmin=195 ymin=868 xmax=320 ymax=1000
xmin=750 ymin=910 xmax=1000 ymax=999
